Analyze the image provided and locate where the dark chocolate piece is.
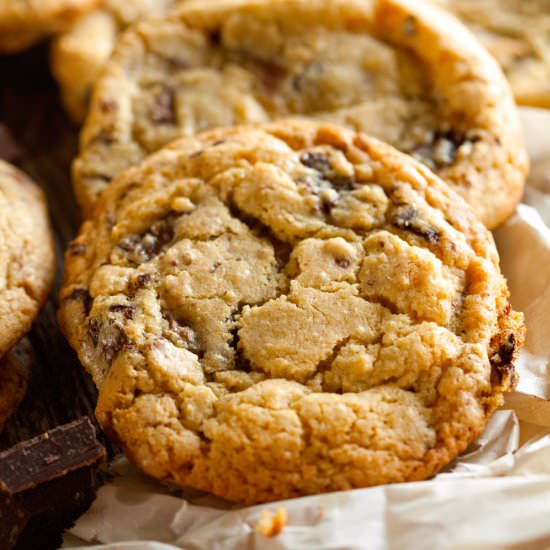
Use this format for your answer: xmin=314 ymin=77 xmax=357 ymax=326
xmin=0 ymin=417 xmax=105 ymax=550
xmin=391 ymin=204 xmax=441 ymax=244
xmin=490 ymin=333 xmax=518 ymax=385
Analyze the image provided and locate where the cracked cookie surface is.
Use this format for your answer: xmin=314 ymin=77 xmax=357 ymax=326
xmin=434 ymin=0 xmax=550 ymax=108
xmin=0 ymin=161 xmax=55 ymax=356
xmin=51 ymin=0 xmax=184 ymax=122
xmin=0 ymin=0 xmax=99 ymax=53
xmin=73 ymin=0 xmax=527 ymax=229
xmin=60 ymin=121 xmax=525 ymax=504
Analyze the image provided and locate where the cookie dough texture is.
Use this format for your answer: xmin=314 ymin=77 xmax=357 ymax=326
xmin=73 ymin=0 xmax=528 ymax=229
xmin=51 ymin=0 xmax=183 ymax=122
xmin=0 ymin=0 xmax=99 ymax=53
xmin=435 ymin=0 xmax=550 ymax=108
xmin=60 ymin=121 xmax=524 ymax=504
xmin=0 ymin=161 xmax=55 ymax=357
xmin=0 ymin=338 xmax=31 ymax=433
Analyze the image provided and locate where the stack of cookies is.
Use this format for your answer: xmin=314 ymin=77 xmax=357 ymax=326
xmin=0 ymin=0 xmax=534 ymax=504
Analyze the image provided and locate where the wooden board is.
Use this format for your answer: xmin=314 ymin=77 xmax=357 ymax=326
xmin=0 ymin=44 xmax=116 ymax=456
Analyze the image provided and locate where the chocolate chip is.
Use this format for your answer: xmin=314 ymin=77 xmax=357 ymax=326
xmin=490 ymin=333 xmax=517 ymax=385
xmin=135 ymin=273 xmax=152 ymax=288
xmin=300 ymin=152 xmax=357 ymax=192
xmin=335 ymin=258 xmax=351 ymax=269
xmin=117 ymin=217 xmax=176 ymax=264
xmin=99 ymin=100 xmax=118 ymax=114
xmin=151 ymin=86 xmax=176 ymax=124
xmin=102 ymin=328 xmax=128 ymax=363
xmin=212 ymin=139 xmax=226 ymax=146
xmin=411 ymin=131 xmax=477 ymax=168
xmin=68 ymin=242 xmax=87 ymax=256
xmin=66 ymin=288 xmax=93 ymax=315
xmin=92 ymin=129 xmax=115 ymax=146
xmin=210 ymin=262 xmax=222 ymax=273
xmin=328 ymin=174 xmax=357 ymax=191
xmin=87 ymin=319 xmax=100 ymax=346
xmin=300 ymin=152 xmax=331 ymax=172
xmin=391 ymin=204 xmax=440 ymax=244
xmin=164 ymin=313 xmax=201 ymax=356
xmin=108 ymin=304 xmax=135 ymax=320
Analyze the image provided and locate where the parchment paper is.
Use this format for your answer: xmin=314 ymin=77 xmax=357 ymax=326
xmin=64 ymin=108 xmax=550 ymax=550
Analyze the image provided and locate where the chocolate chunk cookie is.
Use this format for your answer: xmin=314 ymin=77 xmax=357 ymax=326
xmin=0 ymin=0 xmax=99 ymax=54
xmin=435 ymin=0 xmax=550 ymax=108
xmin=59 ymin=121 xmax=525 ymax=504
xmin=73 ymin=0 xmax=528 ymax=228
xmin=0 ymin=161 xmax=55 ymax=357
xmin=0 ymin=339 xmax=31 ymax=433
xmin=51 ymin=0 xmax=183 ymax=122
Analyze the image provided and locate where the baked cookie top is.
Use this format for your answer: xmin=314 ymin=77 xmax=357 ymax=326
xmin=0 ymin=338 xmax=31 ymax=433
xmin=51 ymin=0 xmax=182 ymax=122
xmin=0 ymin=0 xmax=99 ymax=53
xmin=435 ymin=0 xmax=550 ymax=108
xmin=60 ymin=121 xmax=524 ymax=504
xmin=73 ymin=0 xmax=528 ymax=229
xmin=0 ymin=161 xmax=55 ymax=356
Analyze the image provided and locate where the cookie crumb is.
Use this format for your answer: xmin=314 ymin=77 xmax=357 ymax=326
xmin=256 ymin=507 xmax=288 ymax=537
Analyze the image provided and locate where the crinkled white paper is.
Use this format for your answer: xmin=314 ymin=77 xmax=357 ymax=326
xmin=65 ymin=108 xmax=550 ymax=550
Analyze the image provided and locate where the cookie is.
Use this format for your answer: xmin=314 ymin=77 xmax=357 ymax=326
xmin=59 ymin=120 xmax=525 ymax=504
xmin=0 ymin=161 xmax=55 ymax=357
xmin=434 ymin=0 xmax=550 ymax=108
xmin=0 ymin=0 xmax=99 ymax=54
xmin=72 ymin=0 xmax=528 ymax=229
xmin=51 ymin=0 xmax=183 ymax=122
xmin=0 ymin=339 xmax=32 ymax=433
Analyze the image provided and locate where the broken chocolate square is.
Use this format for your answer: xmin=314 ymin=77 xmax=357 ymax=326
xmin=0 ymin=417 xmax=105 ymax=550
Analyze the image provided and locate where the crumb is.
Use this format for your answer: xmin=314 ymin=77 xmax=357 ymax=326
xmin=256 ymin=507 xmax=288 ymax=537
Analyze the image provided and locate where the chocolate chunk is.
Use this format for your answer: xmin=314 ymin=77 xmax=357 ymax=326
xmin=335 ymin=258 xmax=351 ymax=269
xmin=108 ymin=304 xmax=135 ymax=320
xmin=490 ymin=333 xmax=517 ymax=384
xmin=411 ymin=131 xmax=477 ymax=168
xmin=0 ymin=418 xmax=105 ymax=550
xmin=135 ymin=273 xmax=152 ymax=288
xmin=92 ymin=128 xmax=115 ymax=146
xmin=99 ymin=100 xmax=118 ymax=114
xmin=0 ymin=418 xmax=104 ymax=494
xmin=102 ymin=327 xmax=128 ymax=363
xmin=210 ymin=261 xmax=222 ymax=273
xmin=87 ymin=318 xmax=100 ymax=346
xmin=300 ymin=152 xmax=357 ymax=192
xmin=151 ymin=86 xmax=176 ymax=124
xmin=117 ymin=216 xmax=176 ymax=264
xmin=88 ymin=316 xmax=129 ymax=364
xmin=68 ymin=242 xmax=88 ymax=256
xmin=391 ymin=204 xmax=440 ymax=244
xmin=66 ymin=288 xmax=93 ymax=315
xmin=164 ymin=313 xmax=201 ymax=355
xmin=300 ymin=152 xmax=331 ymax=173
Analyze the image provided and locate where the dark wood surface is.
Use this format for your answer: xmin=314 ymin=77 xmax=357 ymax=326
xmin=0 ymin=44 xmax=114 ymax=455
